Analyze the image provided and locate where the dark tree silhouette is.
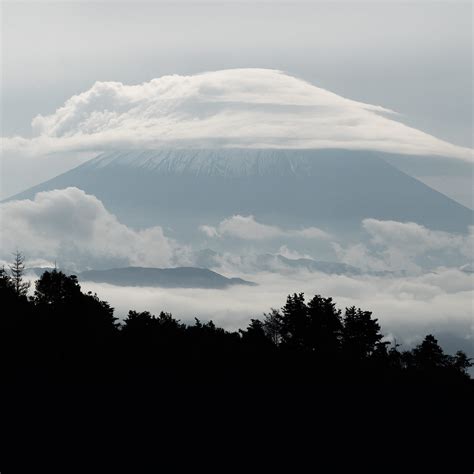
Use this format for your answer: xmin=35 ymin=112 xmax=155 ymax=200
xmin=411 ymin=334 xmax=449 ymax=370
xmin=262 ymin=309 xmax=283 ymax=346
xmin=342 ymin=306 xmax=383 ymax=360
xmin=278 ymin=293 xmax=309 ymax=349
xmin=306 ymin=294 xmax=343 ymax=356
xmin=0 ymin=265 xmax=471 ymax=389
xmin=9 ymin=251 xmax=30 ymax=297
xmin=240 ymin=319 xmax=270 ymax=346
xmin=34 ymin=268 xmax=82 ymax=306
xmin=0 ymin=266 xmax=15 ymax=295
xmin=451 ymin=350 xmax=473 ymax=376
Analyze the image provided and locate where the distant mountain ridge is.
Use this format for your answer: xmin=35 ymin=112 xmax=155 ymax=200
xmin=25 ymin=266 xmax=253 ymax=289
xmin=77 ymin=267 xmax=255 ymax=288
xmin=10 ymin=148 xmax=473 ymax=235
xmin=25 ymin=253 xmax=367 ymax=284
xmin=192 ymin=249 xmax=396 ymax=276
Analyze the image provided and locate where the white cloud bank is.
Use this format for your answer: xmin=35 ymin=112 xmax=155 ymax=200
xmin=199 ymin=215 xmax=330 ymax=240
xmin=334 ymin=218 xmax=474 ymax=273
xmin=2 ymin=188 xmax=471 ymax=274
xmin=4 ymin=69 xmax=472 ymax=161
xmin=0 ymin=187 xmax=185 ymax=270
xmin=196 ymin=216 xmax=473 ymax=275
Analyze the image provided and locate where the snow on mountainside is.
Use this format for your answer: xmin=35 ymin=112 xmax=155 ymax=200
xmin=82 ymin=148 xmax=381 ymax=176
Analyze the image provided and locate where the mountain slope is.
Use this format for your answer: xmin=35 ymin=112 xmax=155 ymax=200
xmin=10 ymin=148 xmax=473 ymax=235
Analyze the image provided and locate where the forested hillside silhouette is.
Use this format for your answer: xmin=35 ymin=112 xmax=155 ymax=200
xmin=0 ymin=253 xmax=472 ymax=388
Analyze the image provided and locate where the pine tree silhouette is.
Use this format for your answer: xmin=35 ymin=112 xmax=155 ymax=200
xmin=9 ymin=251 xmax=30 ymax=297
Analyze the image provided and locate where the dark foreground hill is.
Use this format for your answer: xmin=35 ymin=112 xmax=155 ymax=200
xmin=9 ymin=148 xmax=473 ymax=237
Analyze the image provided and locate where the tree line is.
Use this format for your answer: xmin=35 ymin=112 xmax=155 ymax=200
xmin=0 ymin=252 xmax=472 ymax=387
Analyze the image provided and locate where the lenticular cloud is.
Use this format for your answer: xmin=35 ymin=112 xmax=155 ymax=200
xmin=4 ymin=69 xmax=472 ymax=160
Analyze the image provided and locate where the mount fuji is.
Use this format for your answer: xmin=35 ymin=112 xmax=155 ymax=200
xmin=10 ymin=148 xmax=472 ymax=240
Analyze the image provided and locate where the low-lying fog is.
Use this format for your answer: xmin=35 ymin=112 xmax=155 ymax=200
xmin=80 ymin=268 xmax=473 ymax=358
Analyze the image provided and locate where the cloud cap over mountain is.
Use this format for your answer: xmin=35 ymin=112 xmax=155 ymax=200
xmin=4 ymin=69 xmax=472 ymax=161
